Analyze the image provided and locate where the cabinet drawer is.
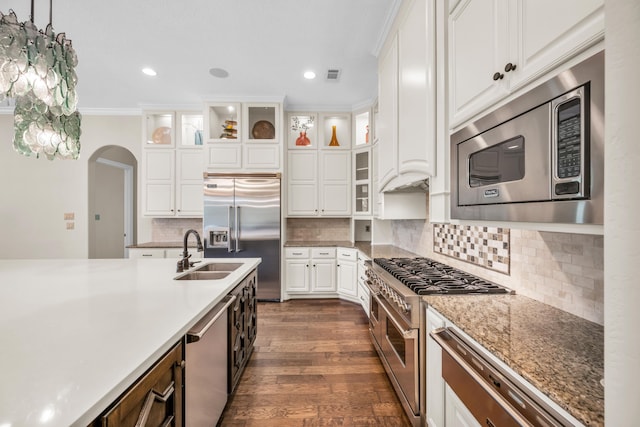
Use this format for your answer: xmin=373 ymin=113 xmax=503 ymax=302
xmin=128 ymin=248 xmax=166 ymax=258
xmin=311 ymin=247 xmax=336 ymax=258
xmin=337 ymin=248 xmax=357 ymax=261
xmin=101 ymin=341 xmax=183 ymax=426
xmin=285 ymin=248 xmax=310 ymax=259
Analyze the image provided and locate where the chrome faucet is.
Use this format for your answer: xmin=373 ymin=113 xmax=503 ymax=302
xmin=177 ymin=229 xmax=204 ymax=272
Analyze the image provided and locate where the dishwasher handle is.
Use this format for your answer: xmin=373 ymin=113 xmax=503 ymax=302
xmin=187 ymin=294 xmax=237 ymax=343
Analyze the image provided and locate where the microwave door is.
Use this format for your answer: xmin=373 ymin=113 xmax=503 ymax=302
xmin=457 ymin=102 xmax=552 ymax=206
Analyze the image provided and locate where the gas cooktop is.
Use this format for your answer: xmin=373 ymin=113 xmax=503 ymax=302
xmin=373 ymin=257 xmax=511 ymax=295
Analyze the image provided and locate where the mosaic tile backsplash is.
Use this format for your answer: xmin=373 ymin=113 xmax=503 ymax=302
xmin=433 ymin=224 xmax=510 ymax=274
xmin=390 ymin=220 xmax=604 ymax=325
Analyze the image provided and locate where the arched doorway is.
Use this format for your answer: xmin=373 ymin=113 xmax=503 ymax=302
xmin=88 ymin=146 xmax=137 ymax=258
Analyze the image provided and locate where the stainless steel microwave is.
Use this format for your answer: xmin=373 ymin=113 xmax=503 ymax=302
xmin=451 ymin=51 xmax=604 ymax=224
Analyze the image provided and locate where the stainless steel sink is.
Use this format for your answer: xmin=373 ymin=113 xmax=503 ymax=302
xmin=194 ymin=262 xmax=243 ymax=272
xmin=175 ymin=271 xmax=231 ymax=281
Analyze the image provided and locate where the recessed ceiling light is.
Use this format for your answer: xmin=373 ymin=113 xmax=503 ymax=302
xmin=227 ymin=106 xmax=235 ymax=112
xmin=210 ymin=68 xmax=229 ymax=78
xmin=304 ymin=71 xmax=316 ymax=80
xmin=142 ymin=67 xmax=157 ymax=76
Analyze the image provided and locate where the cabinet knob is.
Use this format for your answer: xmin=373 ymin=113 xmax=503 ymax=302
xmin=504 ymin=62 xmax=517 ymax=72
xmin=492 ymin=72 xmax=504 ymax=81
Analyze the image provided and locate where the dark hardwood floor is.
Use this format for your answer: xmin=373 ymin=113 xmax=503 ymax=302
xmin=219 ymin=299 xmax=411 ymax=426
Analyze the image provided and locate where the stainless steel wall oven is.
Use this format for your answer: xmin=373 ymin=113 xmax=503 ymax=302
xmin=451 ymin=50 xmax=604 ymax=224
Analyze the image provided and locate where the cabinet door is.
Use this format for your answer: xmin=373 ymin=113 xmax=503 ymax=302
xmin=101 ymin=342 xmax=183 ymax=427
xmin=244 ymin=144 xmax=280 ymax=170
xmin=143 ymin=150 xmax=175 ymax=216
xmin=508 ymin=0 xmax=604 ymax=89
xmin=426 ymin=308 xmax=447 ymax=427
xmin=320 ymin=151 xmax=351 ymax=216
xmin=445 ymin=384 xmax=482 ymax=427
xmin=176 ymin=150 xmax=204 ymax=216
xmin=337 ymin=260 xmax=358 ymax=297
xmin=311 ymin=259 xmax=336 ymax=292
xmin=449 ymin=0 xmax=509 ymax=126
xmin=398 ymin=0 xmax=436 ymax=177
xmin=287 ymin=151 xmax=318 ymax=216
xmin=205 ymin=144 xmax=242 ymax=170
xmin=377 ymin=34 xmax=399 ymax=190
xmin=285 ymin=259 xmax=310 ymax=292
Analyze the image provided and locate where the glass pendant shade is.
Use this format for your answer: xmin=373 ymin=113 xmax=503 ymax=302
xmin=0 ymin=9 xmax=81 ymax=160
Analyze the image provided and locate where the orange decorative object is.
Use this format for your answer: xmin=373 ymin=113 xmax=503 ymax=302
xmin=365 ymin=125 xmax=369 ymax=143
xmin=296 ymin=131 xmax=310 ymax=146
xmin=329 ymin=125 xmax=340 ymax=146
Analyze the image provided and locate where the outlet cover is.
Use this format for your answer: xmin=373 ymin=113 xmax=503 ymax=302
xmin=66 ymin=222 xmax=75 ymax=230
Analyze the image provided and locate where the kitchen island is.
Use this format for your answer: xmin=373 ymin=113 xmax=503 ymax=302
xmin=0 ymin=257 xmax=261 ymax=427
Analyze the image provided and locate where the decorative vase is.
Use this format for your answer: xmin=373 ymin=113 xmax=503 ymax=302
xmin=296 ymin=131 xmax=310 ymax=146
xmin=365 ymin=125 xmax=369 ymax=143
xmin=329 ymin=125 xmax=340 ymax=146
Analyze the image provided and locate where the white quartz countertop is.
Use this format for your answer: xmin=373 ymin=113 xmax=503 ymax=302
xmin=0 ymin=257 xmax=261 ymax=427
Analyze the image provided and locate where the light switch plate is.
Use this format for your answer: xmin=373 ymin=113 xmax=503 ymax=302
xmin=64 ymin=212 xmax=75 ymax=220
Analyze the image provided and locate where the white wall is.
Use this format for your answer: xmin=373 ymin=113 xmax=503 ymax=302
xmin=0 ymin=114 xmax=143 ymax=259
xmin=604 ymin=0 xmax=640 ymax=424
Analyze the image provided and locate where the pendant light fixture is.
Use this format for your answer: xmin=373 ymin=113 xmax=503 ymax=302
xmin=0 ymin=0 xmax=81 ymax=160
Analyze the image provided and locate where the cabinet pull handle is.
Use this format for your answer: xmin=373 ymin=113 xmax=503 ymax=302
xmin=492 ymin=72 xmax=504 ymax=81
xmin=504 ymin=62 xmax=517 ymax=72
xmin=135 ymin=383 xmax=175 ymax=427
xmin=292 ymin=252 xmax=303 ymax=255
xmin=142 ymin=254 xmax=153 ymax=257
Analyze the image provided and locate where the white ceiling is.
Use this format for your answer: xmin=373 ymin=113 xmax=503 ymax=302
xmin=1 ymin=0 xmax=399 ymax=112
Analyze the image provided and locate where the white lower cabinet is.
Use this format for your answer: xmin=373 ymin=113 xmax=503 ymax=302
xmin=285 ymin=247 xmax=336 ymax=296
xmin=426 ymin=306 xmax=446 ymax=427
xmin=285 ymin=247 xmax=368 ymax=301
xmin=357 ymin=252 xmax=370 ymax=316
xmin=445 ymin=384 xmax=481 ymax=427
xmin=336 ymin=248 xmax=358 ymax=300
xmin=128 ymin=247 xmax=203 ymax=259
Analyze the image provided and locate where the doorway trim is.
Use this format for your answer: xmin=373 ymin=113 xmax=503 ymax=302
xmin=96 ymin=157 xmax=134 ymax=257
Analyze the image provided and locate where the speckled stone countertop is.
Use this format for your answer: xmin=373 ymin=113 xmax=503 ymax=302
xmin=284 ymin=242 xmax=419 ymax=260
xmin=284 ymin=240 xmax=354 ymax=248
xmin=127 ymin=242 xmax=198 ymax=248
xmin=425 ymin=294 xmax=604 ymax=426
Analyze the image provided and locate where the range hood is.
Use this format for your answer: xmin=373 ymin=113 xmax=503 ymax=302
xmin=381 ymin=173 xmax=430 ymax=193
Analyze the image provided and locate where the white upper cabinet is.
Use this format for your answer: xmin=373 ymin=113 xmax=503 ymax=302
xmin=286 ymin=112 xmax=352 ymax=217
xmin=377 ymin=0 xmax=437 ymax=192
xmin=142 ymin=111 xmax=204 ymax=217
xmin=377 ymin=33 xmax=399 ymax=191
xmin=398 ymin=0 xmax=436 ymax=178
xmin=204 ymin=101 xmax=282 ymax=172
xmin=449 ymin=0 xmax=604 ymax=128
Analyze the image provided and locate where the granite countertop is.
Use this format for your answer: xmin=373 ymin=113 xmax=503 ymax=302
xmin=0 ymin=258 xmax=261 ymax=426
xmin=425 ymin=294 xmax=604 ymax=427
xmin=284 ymin=241 xmax=419 ymax=260
xmin=128 ymin=241 xmax=198 ymax=248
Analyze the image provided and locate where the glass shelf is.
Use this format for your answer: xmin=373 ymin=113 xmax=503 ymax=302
xmin=145 ymin=112 xmax=174 ymax=147
xmin=179 ymin=113 xmax=204 ymax=147
xmin=245 ymin=104 xmax=278 ymax=142
xmin=288 ymin=113 xmax=318 ymax=148
xmin=207 ymin=103 xmax=240 ymax=142
xmin=320 ymin=114 xmax=351 ymax=149
xmin=354 ymin=111 xmax=370 ymax=146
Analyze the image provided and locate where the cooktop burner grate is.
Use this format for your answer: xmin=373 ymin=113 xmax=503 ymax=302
xmin=373 ymin=257 xmax=510 ymax=295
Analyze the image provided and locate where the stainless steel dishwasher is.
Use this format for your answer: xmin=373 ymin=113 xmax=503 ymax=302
xmin=186 ymin=294 xmax=237 ymax=426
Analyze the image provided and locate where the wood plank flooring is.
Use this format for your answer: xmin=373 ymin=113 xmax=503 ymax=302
xmin=219 ymin=299 xmax=411 ymax=426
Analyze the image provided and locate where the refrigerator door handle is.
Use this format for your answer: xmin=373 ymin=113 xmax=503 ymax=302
xmin=228 ymin=206 xmax=234 ymax=253
xmin=235 ymin=206 xmax=242 ymax=253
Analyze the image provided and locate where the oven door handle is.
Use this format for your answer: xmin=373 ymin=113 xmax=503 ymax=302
xmin=372 ymin=292 xmax=417 ymax=340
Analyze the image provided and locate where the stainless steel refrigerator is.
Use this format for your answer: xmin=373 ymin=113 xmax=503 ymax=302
xmin=203 ymin=173 xmax=281 ymax=301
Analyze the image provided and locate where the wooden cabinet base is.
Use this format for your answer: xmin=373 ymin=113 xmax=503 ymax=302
xmin=90 ymin=341 xmax=184 ymax=427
